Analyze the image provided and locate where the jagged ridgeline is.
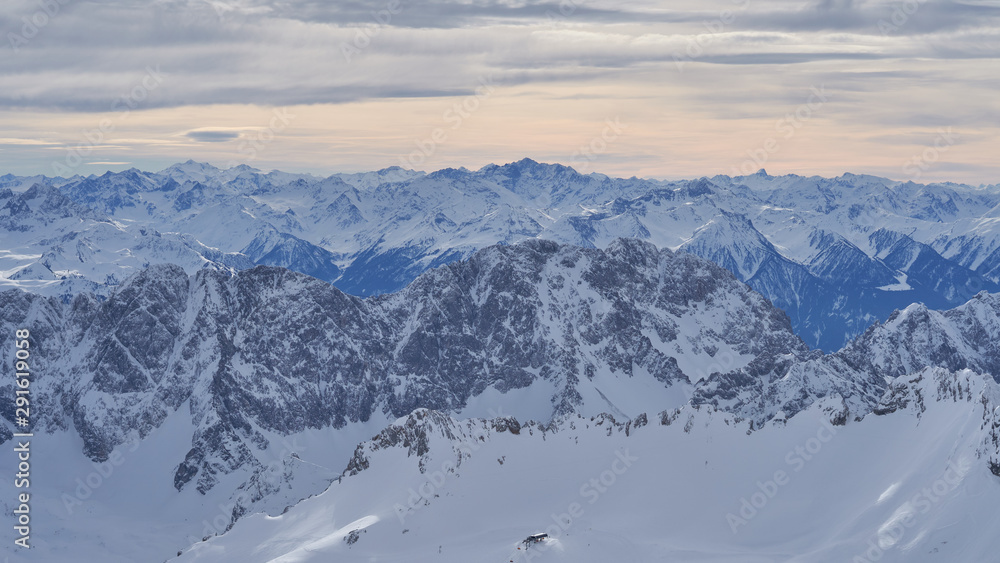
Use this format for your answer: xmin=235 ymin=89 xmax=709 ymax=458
xmin=0 ymin=239 xmax=809 ymax=494
xmin=5 ymin=237 xmax=1000 ymax=562
xmin=5 ymin=236 xmax=1000 ymax=499
xmin=4 ymin=161 xmax=1000 ymax=351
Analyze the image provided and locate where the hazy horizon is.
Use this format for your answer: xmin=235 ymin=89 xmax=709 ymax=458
xmin=2 ymin=0 xmax=998 ymax=183
xmin=6 ymin=157 xmax=1000 ymax=188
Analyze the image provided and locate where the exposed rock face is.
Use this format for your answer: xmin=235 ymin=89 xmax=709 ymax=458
xmin=6 ymin=235 xmax=1000 ymax=538
xmin=0 ymin=239 xmax=805 ymax=496
xmin=9 ymin=161 xmax=1000 ymax=350
xmin=693 ymin=291 xmax=1000 ymax=425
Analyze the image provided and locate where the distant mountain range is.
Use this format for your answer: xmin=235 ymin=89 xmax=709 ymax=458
xmin=4 ymin=161 xmax=1000 ymax=561
xmin=3 ymin=159 xmax=1000 ymax=350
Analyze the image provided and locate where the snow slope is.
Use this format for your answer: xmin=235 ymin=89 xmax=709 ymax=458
xmin=0 ymin=413 xmax=390 ymax=562
xmin=175 ymin=368 xmax=1000 ymax=563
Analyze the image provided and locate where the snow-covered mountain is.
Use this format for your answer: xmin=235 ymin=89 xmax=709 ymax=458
xmin=693 ymin=289 xmax=1000 ymax=426
xmin=0 ymin=239 xmax=801 ymax=499
xmin=0 ymin=184 xmax=252 ymax=297
xmin=4 ymin=238 xmax=1000 ymax=561
xmin=175 ymin=367 xmax=1000 ymax=562
xmin=4 ymin=160 xmax=1000 ymax=349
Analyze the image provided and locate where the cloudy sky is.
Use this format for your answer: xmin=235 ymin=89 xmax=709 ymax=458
xmin=1 ymin=0 xmax=998 ymax=183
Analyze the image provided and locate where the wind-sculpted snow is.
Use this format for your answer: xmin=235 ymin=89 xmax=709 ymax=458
xmin=4 ymin=160 xmax=1000 ymax=349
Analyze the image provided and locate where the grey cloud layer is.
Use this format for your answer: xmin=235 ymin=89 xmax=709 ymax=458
xmin=2 ymin=0 xmax=998 ymax=111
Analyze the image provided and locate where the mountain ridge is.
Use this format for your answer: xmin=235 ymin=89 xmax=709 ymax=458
xmin=4 ymin=237 xmax=1000 ymax=561
xmin=4 ymin=160 xmax=1000 ymax=350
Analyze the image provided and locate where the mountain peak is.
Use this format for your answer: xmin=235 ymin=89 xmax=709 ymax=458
xmin=156 ymin=161 xmax=225 ymax=184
